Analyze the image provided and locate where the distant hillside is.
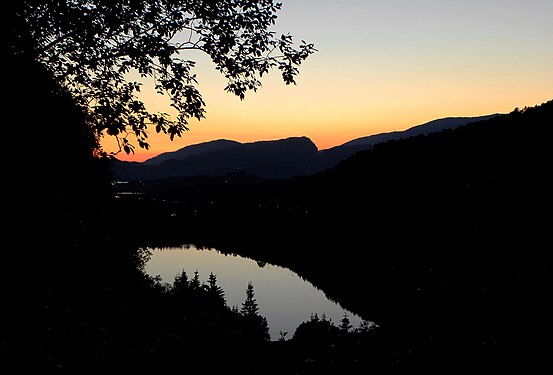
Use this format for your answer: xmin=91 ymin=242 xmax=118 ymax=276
xmin=113 ymin=114 xmax=499 ymax=181
xmin=305 ymin=101 xmax=551 ymax=217
xmin=143 ymin=139 xmax=242 ymax=165
xmin=343 ymin=115 xmax=498 ymax=147
xmin=315 ymin=114 xmax=498 ymax=171
xmin=112 ymin=136 xmax=320 ymax=181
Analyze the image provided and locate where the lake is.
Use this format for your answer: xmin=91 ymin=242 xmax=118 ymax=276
xmin=144 ymin=244 xmax=363 ymax=340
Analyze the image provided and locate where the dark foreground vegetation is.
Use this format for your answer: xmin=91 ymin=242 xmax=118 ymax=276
xmin=3 ymin=34 xmax=376 ymax=374
xmin=4 ymin=5 xmax=551 ymax=372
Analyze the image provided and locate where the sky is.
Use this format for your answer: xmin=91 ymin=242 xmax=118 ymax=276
xmin=102 ymin=0 xmax=553 ymax=162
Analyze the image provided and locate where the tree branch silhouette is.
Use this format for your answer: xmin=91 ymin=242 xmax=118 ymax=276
xmin=13 ymin=0 xmax=316 ymax=157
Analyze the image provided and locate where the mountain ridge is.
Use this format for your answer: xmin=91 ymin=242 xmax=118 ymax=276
xmin=112 ymin=114 xmax=500 ymax=181
xmin=338 ymin=114 xmax=498 ymax=148
xmin=144 ymin=139 xmax=242 ymax=166
xmin=113 ymin=136 xmax=319 ymax=180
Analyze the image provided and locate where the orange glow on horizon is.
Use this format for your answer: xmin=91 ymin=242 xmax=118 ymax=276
xmin=99 ymin=0 xmax=553 ymax=163
xmin=103 ymin=91 xmax=553 ymax=163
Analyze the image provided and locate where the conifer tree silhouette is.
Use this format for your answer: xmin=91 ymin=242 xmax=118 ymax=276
xmin=206 ymin=272 xmax=226 ymax=307
xmin=241 ymin=281 xmax=259 ymax=316
xmin=240 ymin=281 xmax=270 ymax=341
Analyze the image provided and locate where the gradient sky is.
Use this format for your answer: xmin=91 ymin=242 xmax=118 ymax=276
xmin=102 ymin=0 xmax=553 ymax=162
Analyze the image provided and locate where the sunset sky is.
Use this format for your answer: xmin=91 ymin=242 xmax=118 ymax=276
xmin=102 ymin=0 xmax=553 ymax=162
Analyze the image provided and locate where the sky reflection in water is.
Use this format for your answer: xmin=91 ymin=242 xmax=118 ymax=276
xmin=144 ymin=244 xmax=362 ymax=340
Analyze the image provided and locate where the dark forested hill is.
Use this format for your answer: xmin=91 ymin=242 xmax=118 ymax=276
xmin=341 ymin=114 xmax=498 ymax=147
xmin=315 ymin=114 xmax=499 ymax=171
xmin=274 ymin=100 xmax=552 ymax=374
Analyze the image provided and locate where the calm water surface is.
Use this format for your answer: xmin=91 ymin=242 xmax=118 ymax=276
xmin=144 ymin=244 xmax=362 ymax=340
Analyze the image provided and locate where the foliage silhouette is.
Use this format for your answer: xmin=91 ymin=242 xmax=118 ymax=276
xmin=206 ymin=272 xmax=226 ymax=307
xmin=339 ymin=312 xmax=353 ymax=333
xmin=240 ymin=280 xmax=260 ymax=316
xmin=288 ymin=313 xmax=382 ymax=374
xmin=11 ymin=0 xmax=316 ymax=156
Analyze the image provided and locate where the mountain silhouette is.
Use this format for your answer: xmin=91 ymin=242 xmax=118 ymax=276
xmin=113 ymin=136 xmax=319 ymax=180
xmin=342 ymin=115 xmax=498 ymax=147
xmin=316 ymin=114 xmax=498 ymax=170
xmin=143 ymin=139 xmax=242 ymax=165
xmin=112 ymin=114 xmax=498 ymax=181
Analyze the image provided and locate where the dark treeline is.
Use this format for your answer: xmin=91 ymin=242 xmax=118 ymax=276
xmin=117 ymin=100 xmax=552 ymax=374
